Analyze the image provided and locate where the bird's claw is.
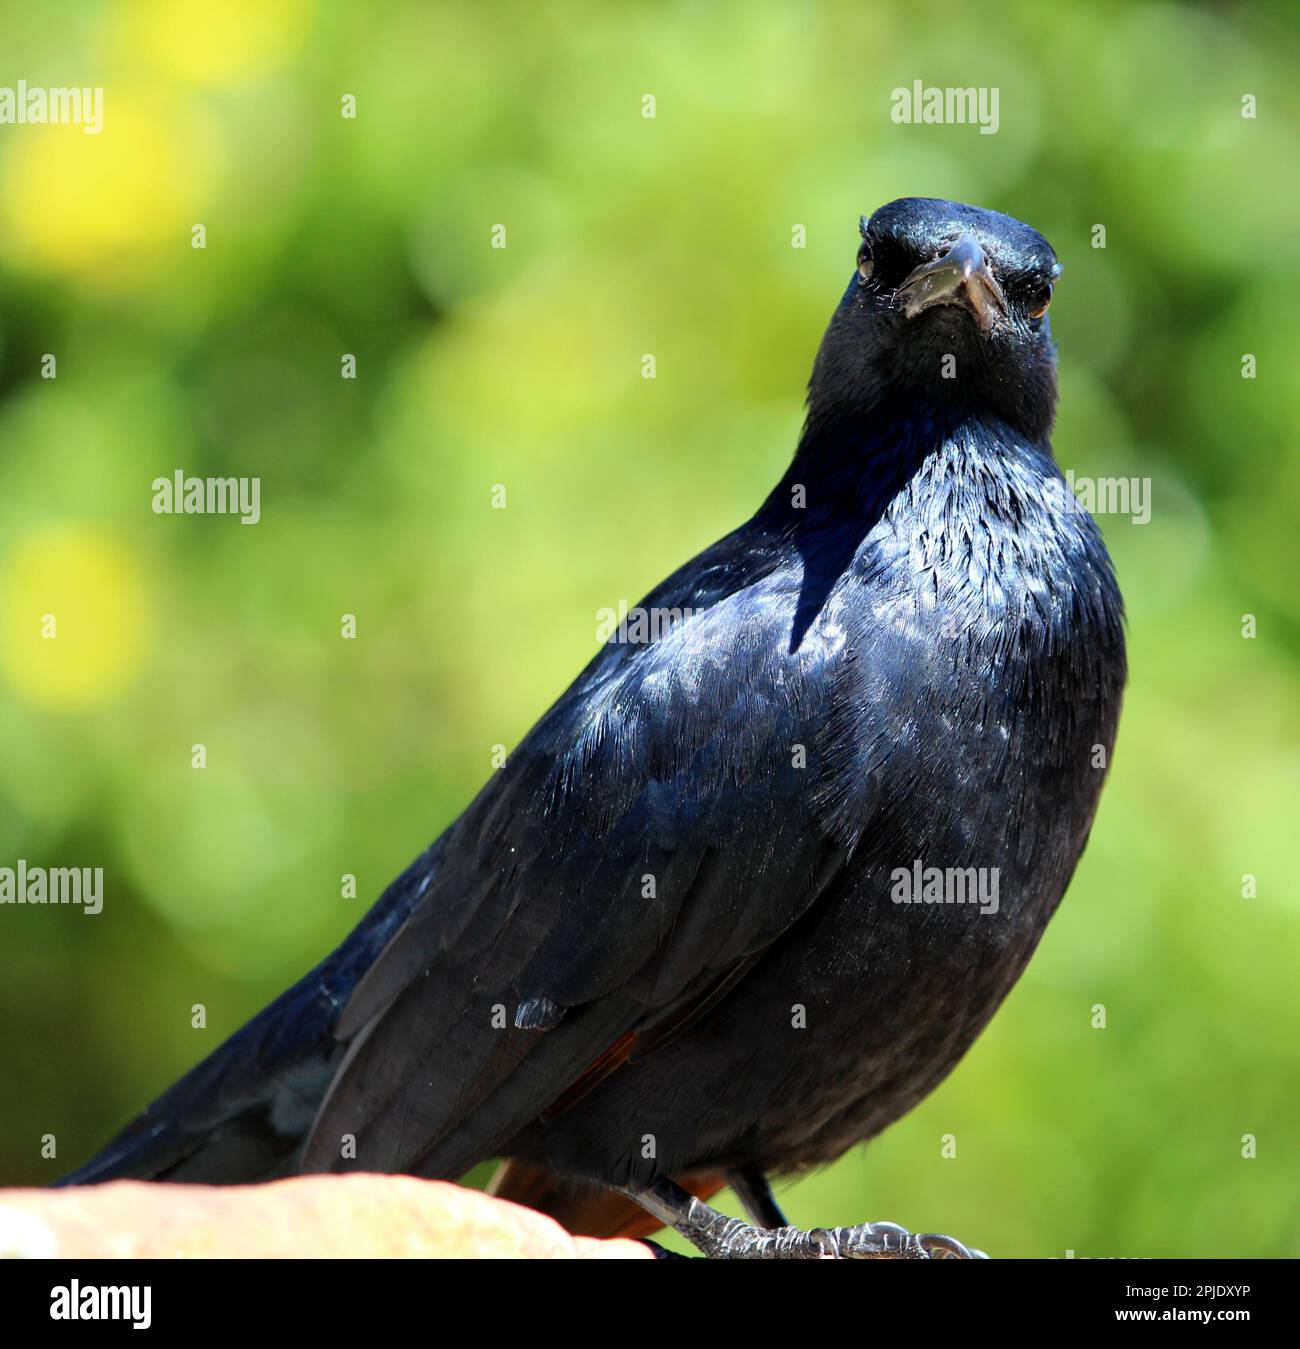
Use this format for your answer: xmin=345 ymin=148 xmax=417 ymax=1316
xmin=820 ymin=1221 xmax=986 ymax=1259
xmin=917 ymin=1231 xmax=989 ymax=1260
xmin=690 ymin=1208 xmax=987 ymax=1259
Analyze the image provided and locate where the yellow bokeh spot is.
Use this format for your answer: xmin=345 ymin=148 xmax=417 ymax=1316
xmin=0 ymin=528 xmax=150 ymax=711
xmin=0 ymin=98 xmax=221 ymax=281
xmin=118 ymin=0 xmax=313 ymax=86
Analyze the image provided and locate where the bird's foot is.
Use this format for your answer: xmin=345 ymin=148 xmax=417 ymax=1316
xmin=626 ymin=1179 xmax=987 ymax=1259
xmin=620 ymin=1176 xmax=987 ymax=1257
xmin=680 ymin=1198 xmax=986 ymax=1259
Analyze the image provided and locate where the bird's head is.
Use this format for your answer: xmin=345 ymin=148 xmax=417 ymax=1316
xmin=809 ymin=198 xmax=1063 ymax=442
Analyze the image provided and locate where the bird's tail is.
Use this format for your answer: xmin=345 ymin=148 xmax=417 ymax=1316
xmin=56 ymin=970 xmax=344 ymax=1187
xmin=58 ymin=847 xmax=441 ymax=1188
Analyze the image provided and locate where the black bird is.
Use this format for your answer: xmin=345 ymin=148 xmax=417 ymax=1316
xmin=62 ymin=198 xmax=1125 ymax=1258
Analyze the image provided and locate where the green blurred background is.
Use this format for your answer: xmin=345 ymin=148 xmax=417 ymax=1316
xmin=1 ymin=0 xmax=1297 ymax=1257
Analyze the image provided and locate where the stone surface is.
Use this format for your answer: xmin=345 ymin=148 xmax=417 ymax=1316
xmin=0 ymin=1175 xmax=653 ymax=1259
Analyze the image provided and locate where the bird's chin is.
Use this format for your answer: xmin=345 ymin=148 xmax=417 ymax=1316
xmin=902 ymin=283 xmax=1004 ymax=336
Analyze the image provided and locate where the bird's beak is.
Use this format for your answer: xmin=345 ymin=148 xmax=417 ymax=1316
xmin=897 ymin=232 xmax=1008 ymax=334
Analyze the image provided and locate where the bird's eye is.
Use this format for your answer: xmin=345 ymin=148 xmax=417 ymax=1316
xmin=1028 ymin=283 xmax=1053 ymax=319
xmin=856 ymin=242 xmax=873 ymax=284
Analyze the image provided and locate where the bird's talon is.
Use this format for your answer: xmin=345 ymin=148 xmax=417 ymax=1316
xmin=917 ymin=1231 xmax=987 ymax=1260
xmin=820 ymin=1219 xmax=988 ymax=1259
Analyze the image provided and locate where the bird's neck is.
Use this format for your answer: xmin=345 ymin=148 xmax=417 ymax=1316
xmin=757 ymin=398 xmax=1121 ymax=656
xmin=763 ymin=398 xmax=1054 ymax=531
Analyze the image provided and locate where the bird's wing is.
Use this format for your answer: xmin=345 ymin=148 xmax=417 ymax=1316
xmin=301 ymin=531 xmax=889 ymax=1178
